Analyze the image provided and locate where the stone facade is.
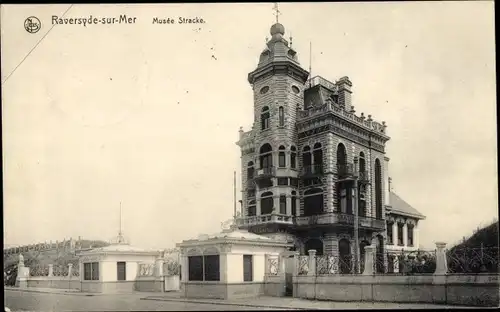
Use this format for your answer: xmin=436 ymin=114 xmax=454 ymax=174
xmin=236 ymin=21 xmax=391 ymax=269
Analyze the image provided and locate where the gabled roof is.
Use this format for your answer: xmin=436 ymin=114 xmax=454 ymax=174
xmin=387 ymin=192 xmax=426 ymax=220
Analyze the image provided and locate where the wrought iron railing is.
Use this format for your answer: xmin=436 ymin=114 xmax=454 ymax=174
xmin=29 ymin=264 xmax=49 ymax=277
xmin=337 ymin=163 xmax=355 ymax=179
xmin=267 ymin=257 xmax=279 ymax=276
xmin=298 ymin=256 xmax=309 ymax=275
xmin=383 ymin=250 xmax=437 ymax=274
xmin=447 ymin=247 xmax=499 ymax=274
xmin=254 ymin=166 xmax=276 ymax=177
xmin=138 ymin=263 xmax=155 ymax=276
xmin=300 ymin=164 xmax=324 ymax=176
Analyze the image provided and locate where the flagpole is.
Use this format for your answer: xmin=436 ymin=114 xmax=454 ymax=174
xmin=233 ymin=171 xmax=237 ymax=219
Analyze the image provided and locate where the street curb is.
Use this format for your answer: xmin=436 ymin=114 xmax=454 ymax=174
xmin=140 ymin=296 xmax=317 ymax=310
xmin=5 ymin=287 xmax=105 ymax=297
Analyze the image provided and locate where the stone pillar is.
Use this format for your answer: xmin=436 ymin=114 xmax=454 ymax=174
xmin=155 ymin=258 xmax=164 ymax=277
xmin=256 ymin=199 xmax=261 ymax=216
xmin=273 ymin=196 xmax=279 ymax=214
xmin=220 ymin=254 xmax=228 ymax=283
xmin=307 ymin=250 xmax=316 ymax=276
xmin=292 ymin=252 xmax=300 ymax=276
xmin=434 ymin=242 xmax=448 ymax=275
xmin=414 ymin=223 xmax=420 ymax=248
xmin=68 ymin=264 xmax=73 ymax=277
xmin=264 ymin=254 xmax=270 ymax=275
xmin=48 ymin=264 xmax=54 ymax=277
xmin=392 ymin=222 xmax=398 ymax=246
xmin=326 ymin=175 xmax=334 ymax=212
xmin=16 ymin=254 xmax=29 ymax=288
xmin=286 ymin=196 xmax=292 ymax=215
xmin=362 ymin=245 xmax=375 ymax=275
xmin=403 ymin=223 xmax=408 ymax=247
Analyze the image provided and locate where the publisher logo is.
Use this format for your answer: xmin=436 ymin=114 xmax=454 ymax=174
xmin=24 ymin=16 xmax=41 ymax=34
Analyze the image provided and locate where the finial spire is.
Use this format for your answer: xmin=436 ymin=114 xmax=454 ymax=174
xmin=273 ymin=3 xmax=281 ymax=23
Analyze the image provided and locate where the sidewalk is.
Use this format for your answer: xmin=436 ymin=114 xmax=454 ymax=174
xmin=4 ymin=286 xmax=160 ymax=297
xmin=5 ymin=286 xmax=481 ymax=310
xmin=141 ymin=294 xmax=479 ymax=310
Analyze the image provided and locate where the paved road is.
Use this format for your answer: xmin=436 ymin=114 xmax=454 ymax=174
xmin=4 ymin=290 xmax=282 ymax=311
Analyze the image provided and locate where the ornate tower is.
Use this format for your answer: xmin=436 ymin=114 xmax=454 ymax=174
xmin=237 ymin=8 xmax=391 ymax=272
xmin=237 ymin=18 xmax=309 ymax=239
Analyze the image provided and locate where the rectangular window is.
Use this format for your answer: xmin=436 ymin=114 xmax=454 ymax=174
xmin=278 ymin=107 xmax=285 ymax=127
xmin=278 ymin=178 xmax=288 ymax=186
xmin=408 ymin=226 xmax=414 ymax=246
xmin=203 ymin=255 xmax=220 ymax=281
xmin=248 ymin=205 xmax=256 ymax=216
xmin=243 ymin=255 xmax=253 ymax=282
xmin=188 ymin=256 xmax=204 ymax=281
xmin=387 ymin=222 xmax=393 ymax=245
xmin=291 ymin=153 xmax=296 ymax=169
xmin=340 ymin=189 xmax=347 ymax=213
xmin=290 ymin=178 xmax=299 ymax=187
xmin=279 ymin=196 xmax=286 ymax=214
xmin=279 ymin=153 xmax=286 ymax=167
xmin=397 ymin=224 xmax=404 ymax=246
xmin=291 ymin=197 xmax=297 ymax=216
xmin=117 ymin=262 xmax=126 ymax=281
xmin=84 ymin=262 xmax=99 ymax=281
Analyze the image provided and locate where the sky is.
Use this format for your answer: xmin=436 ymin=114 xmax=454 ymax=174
xmin=1 ymin=2 xmax=497 ymax=250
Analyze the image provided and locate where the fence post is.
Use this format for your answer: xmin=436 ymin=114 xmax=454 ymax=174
xmin=307 ymin=250 xmax=316 ymax=276
xmin=67 ymin=264 xmax=73 ymax=277
xmin=293 ymin=252 xmax=299 ymax=276
xmin=264 ymin=254 xmax=270 ymax=275
xmin=48 ymin=264 xmax=54 ymax=277
xmin=434 ymin=242 xmax=448 ymax=275
xmin=363 ymin=245 xmax=375 ymax=275
xmin=155 ymin=258 xmax=164 ymax=277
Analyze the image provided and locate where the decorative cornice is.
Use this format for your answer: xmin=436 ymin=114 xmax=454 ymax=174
xmin=248 ymin=60 xmax=309 ymax=85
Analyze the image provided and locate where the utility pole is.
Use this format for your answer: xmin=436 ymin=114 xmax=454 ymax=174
xmin=353 ymin=156 xmax=360 ymax=274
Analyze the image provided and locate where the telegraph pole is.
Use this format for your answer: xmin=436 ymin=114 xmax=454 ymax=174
xmin=353 ymin=157 xmax=360 ymax=274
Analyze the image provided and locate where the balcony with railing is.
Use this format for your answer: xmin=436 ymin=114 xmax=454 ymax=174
xmin=252 ymin=166 xmax=276 ymax=180
xmin=300 ymin=164 xmax=324 ymax=178
xmin=294 ymin=212 xmax=385 ymax=231
xmin=337 ymin=163 xmax=355 ymax=181
xmin=236 ymin=213 xmax=293 ymax=228
xmin=358 ymin=171 xmax=369 ymax=183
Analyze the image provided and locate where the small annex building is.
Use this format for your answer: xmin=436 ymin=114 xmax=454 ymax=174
xmin=176 ymin=222 xmax=292 ymax=300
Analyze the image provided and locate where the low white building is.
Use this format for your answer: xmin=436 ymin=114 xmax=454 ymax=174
xmin=77 ymin=241 xmax=160 ymax=293
xmin=176 ymin=223 xmax=292 ymax=300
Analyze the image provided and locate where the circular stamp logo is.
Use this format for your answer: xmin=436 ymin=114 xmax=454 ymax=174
xmin=24 ymin=16 xmax=41 ymax=34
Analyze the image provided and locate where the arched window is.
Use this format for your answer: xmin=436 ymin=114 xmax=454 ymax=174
xmin=375 ymin=159 xmax=383 ymax=219
xmin=359 ymin=152 xmax=366 ymax=173
xmin=313 ymin=143 xmax=323 ymax=174
xmin=290 ymin=146 xmax=297 ymax=169
xmin=279 ymin=195 xmax=286 ymax=214
xmin=260 ymin=191 xmax=274 ymax=215
xmin=278 ymin=106 xmax=285 ymax=127
xmin=247 ymin=161 xmax=254 ymax=180
xmin=261 ymin=106 xmax=270 ymax=130
xmin=259 ymin=144 xmax=273 ymax=169
xmin=336 ymin=143 xmax=347 ymax=166
xmin=248 ymin=200 xmax=256 ymax=216
xmin=305 ymin=239 xmax=324 ymax=256
xmin=278 ymin=145 xmax=286 ymax=168
xmin=338 ymin=239 xmax=351 ymax=274
xmin=302 ymin=146 xmax=312 ymax=169
xmin=303 ymin=188 xmax=323 ymax=216
xmin=291 ymin=191 xmax=297 ymax=216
